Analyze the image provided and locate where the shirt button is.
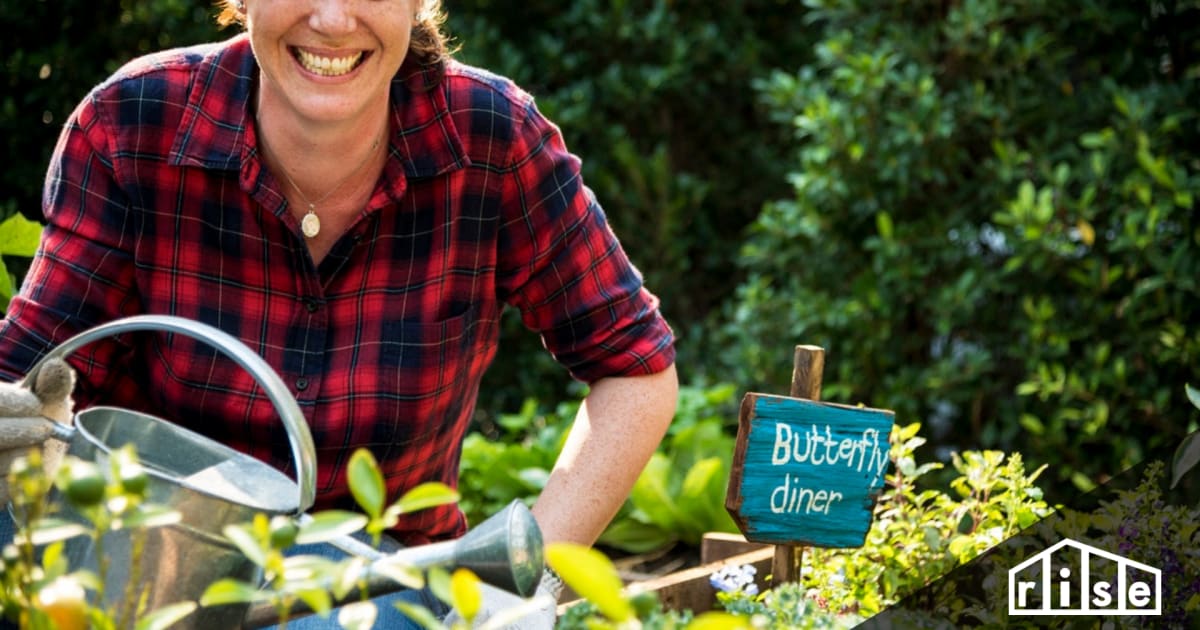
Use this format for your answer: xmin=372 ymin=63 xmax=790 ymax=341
xmin=295 ymin=378 xmax=309 ymax=391
xmin=304 ymin=298 xmax=320 ymax=313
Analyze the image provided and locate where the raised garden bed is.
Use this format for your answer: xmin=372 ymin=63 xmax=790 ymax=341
xmin=559 ymin=533 xmax=774 ymax=615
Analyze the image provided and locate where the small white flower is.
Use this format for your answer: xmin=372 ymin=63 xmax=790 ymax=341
xmin=709 ymin=564 xmax=759 ymax=594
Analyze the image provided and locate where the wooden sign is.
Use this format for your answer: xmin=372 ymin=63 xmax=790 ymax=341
xmin=725 ymin=393 xmax=895 ymax=548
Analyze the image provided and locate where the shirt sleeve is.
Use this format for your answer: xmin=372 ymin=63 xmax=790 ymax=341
xmin=495 ymin=98 xmax=675 ymax=383
xmin=0 ymin=91 xmax=142 ymax=394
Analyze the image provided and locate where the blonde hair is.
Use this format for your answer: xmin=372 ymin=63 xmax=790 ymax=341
xmin=215 ymin=0 xmax=453 ymax=70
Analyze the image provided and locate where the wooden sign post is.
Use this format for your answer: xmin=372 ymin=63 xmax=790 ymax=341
xmin=725 ymin=346 xmax=895 ymax=584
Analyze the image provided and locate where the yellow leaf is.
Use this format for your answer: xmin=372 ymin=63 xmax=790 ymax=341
xmin=686 ymin=612 xmax=753 ymax=630
xmin=1076 ymin=219 xmax=1095 ymax=246
xmin=546 ymin=543 xmax=633 ymax=622
xmin=450 ymin=568 xmax=482 ymax=622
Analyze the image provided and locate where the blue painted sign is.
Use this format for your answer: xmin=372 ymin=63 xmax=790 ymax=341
xmin=725 ymin=393 xmax=895 ymax=548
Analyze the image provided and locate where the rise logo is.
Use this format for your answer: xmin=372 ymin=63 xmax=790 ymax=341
xmin=1008 ymin=538 xmax=1161 ymax=616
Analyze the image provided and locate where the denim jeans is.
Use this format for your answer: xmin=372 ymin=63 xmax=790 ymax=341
xmin=258 ymin=535 xmax=449 ymax=630
xmin=0 ymin=508 xmax=449 ymax=629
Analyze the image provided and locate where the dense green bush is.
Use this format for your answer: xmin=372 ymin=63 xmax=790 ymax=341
xmin=717 ymin=0 xmax=1200 ymax=493
xmin=0 ymin=1 xmax=223 ymax=221
xmin=458 ymin=384 xmax=741 ymax=553
xmin=445 ymin=0 xmax=816 ymax=409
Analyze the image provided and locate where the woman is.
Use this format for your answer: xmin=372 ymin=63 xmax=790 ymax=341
xmin=0 ymin=0 xmax=678 ymax=627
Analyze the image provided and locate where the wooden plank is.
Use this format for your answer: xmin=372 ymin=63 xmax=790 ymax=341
xmin=772 ymin=544 xmax=800 ymax=584
xmin=700 ymin=532 xmax=770 ymax=564
xmin=773 ymin=346 xmax=822 ymax=583
xmin=558 ymin=547 xmax=775 ymax=617
xmin=790 ymin=344 xmax=825 ymax=401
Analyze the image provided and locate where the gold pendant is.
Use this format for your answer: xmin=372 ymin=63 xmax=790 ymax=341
xmin=301 ymin=210 xmax=321 ymax=238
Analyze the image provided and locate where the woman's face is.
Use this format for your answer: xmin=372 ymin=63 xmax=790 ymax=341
xmin=246 ymin=0 xmax=415 ymax=125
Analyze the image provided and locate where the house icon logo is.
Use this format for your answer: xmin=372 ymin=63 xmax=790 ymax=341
xmin=1008 ymin=538 xmax=1161 ymax=616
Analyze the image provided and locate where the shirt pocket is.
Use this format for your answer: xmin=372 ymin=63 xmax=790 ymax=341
xmin=376 ymin=304 xmax=481 ymax=439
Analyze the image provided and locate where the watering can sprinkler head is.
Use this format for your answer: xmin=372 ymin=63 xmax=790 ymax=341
xmin=387 ymin=499 xmax=545 ymax=597
xmin=447 ymin=499 xmax=545 ymax=597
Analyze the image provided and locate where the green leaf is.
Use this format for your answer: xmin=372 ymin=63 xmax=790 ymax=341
xmin=222 ymin=524 xmax=268 ymax=568
xmin=372 ymin=557 xmax=425 ymax=590
xmin=296 ymin=510 xmax=369 ymax=545
xmin=294 ymin=588 xmax=333 ymax=618
xmin=427 ymin=567 xmax=454 ymax=610
xmin=119 ymin=506 xmax=182 ymax=530
xmin=330 ymin=556 xmax=368 ymax=600
xmin=0 ymin=213 xmax=43 ymax=257
xmin=391 ymin=481 xmax=459 ymax=515
xmin=546 ymin=543 xmax=633 ymax=623
xmin=1187 ymin=384 xmax=1200 ymax=411
xmin=876 ymin=211 xmax=894 ymax=240
xmin=515 ymin=467 xmax=550 ymax=490
xmin=1171 ymin=431 xmax=1200 ymax=489
xmin=199 ymin=579 xmax=269 ymax=606
xmin=337 ymin=601 xmax=377 ymax=630
xmin=134 ymin=602 xmax=197 ymax=630
xmin=676 ymin=457 xmax=729 ymax=538
xmin=628 ymin=454 xmax=684 ymax=529
xmin=393 ymin=602 xmax=443 ymax=630
xmin=282 ymin=555 xmax=340 ymax=588
xmin=40 ymin=541 xmax=67 ymax=579
xmin=348 ymin=449 xmax=386 ymax=519
xmin=0 ymin=262 xmax=14 ymax=314
xmin=598 ymin=518 xmax=673 ymax=554
xmin=67 ymin=569 xmax=103 ymax=592
xmin=29 ymin=519 xmax=90 ymax=546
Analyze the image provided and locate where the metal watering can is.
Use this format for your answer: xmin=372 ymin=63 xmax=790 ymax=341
xmin=24 ymin=315 xmax=543 ymax=628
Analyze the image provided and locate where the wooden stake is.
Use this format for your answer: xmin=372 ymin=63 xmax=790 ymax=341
xmin=771 ymin=345 xmax=825 ymax=584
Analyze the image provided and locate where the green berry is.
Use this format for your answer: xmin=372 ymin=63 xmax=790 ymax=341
xmin=118 ymin=462 xmax=149 ymax=496
xmin=62 ymin=462 xmax=106 ymax=507
xmin=630 ymin=591 xmax=659 ymax=618
xmin=268 ymin=516 xmax=299 ymax=550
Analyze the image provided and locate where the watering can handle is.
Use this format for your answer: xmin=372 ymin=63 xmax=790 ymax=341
xmin=26 ymin=315 xmax=317 ymax=513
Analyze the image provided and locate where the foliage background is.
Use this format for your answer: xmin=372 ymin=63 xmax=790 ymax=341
xmin=2 ymin=0 xmax=1199 ymax=519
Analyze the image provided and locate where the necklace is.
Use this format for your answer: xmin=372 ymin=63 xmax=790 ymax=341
xmin=263 ymin=128 xmax=384 ymax=239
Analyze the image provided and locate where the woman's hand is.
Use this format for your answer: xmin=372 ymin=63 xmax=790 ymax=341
xmin=0 ymin=359 xmax=75 ymax=504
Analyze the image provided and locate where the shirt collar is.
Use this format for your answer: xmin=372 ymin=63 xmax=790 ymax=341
xmin=170 ymin=34 xmax=468 ymax=180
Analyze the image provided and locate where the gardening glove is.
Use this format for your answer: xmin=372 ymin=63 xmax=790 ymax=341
xmin=0 ymin=359 xmax=76 ymax=506
xmin=444 ymin=570 xmax=562 ymax=629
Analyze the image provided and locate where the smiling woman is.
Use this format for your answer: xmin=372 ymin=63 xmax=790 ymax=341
xmin=0 ymin=0 xmax=678 ymax=629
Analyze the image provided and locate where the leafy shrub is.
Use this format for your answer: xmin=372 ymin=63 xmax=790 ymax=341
xmin=795 ymin=423 xmax=1052 ymax=618
xmin=1 ymin=446 xmax=461 ymax=629
xmin=0 ymin=214 xmax=42 ymax=313
xmin=1 ymin=448 xmax=195 ymax=629
xmin=558 ymin=423 xmax=1052 ymax=628
xmin=717 ymin=583 xmax=855 ymax=630
xmin=718 ymin=0 xmax=1200 ymax=493
xmin=458 ymin=384 xmax=742 ymax=553
xmin=457 ymin=398 xmax=572 ymax=530
xmin=445 ymin=0 xmax=818 ymax=409
xmin=0 ymin=0 xmax=223 ymax=223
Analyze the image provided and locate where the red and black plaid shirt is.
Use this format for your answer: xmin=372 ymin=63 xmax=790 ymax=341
xmin=0 ymin=35 xmax=674 ymax=543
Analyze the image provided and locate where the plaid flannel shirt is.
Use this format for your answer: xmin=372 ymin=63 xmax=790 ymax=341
xmin=0 ymin=35 xmax=675 ymax=544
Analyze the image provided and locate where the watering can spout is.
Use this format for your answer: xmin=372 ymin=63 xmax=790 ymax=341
xmin=392 ymin=499 xmax=544 ymax=596
xmin=240 ymin=500 xmax=545 ymax=628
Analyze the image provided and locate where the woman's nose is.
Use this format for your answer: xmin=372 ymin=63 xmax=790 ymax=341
xmin=309 ymin=0 xmax=357 ymax=35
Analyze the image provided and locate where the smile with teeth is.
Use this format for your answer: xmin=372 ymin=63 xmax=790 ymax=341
xmin=293 ymin=48 xmax=365 ymax=77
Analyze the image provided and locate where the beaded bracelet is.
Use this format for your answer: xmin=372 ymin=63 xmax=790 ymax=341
xmin=541 ymin=565 xmax=565 ymax=600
